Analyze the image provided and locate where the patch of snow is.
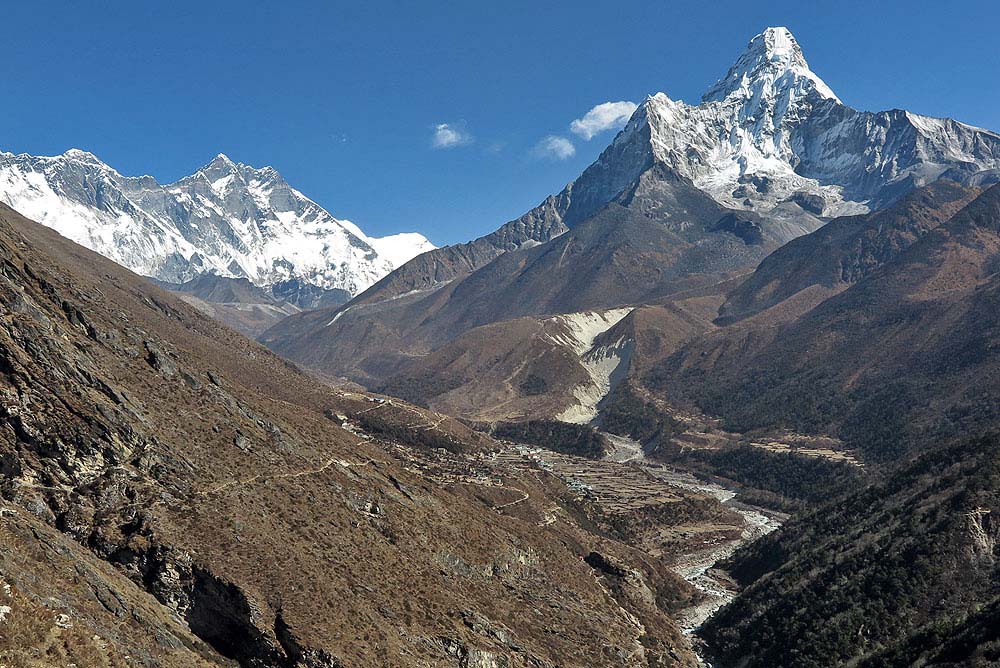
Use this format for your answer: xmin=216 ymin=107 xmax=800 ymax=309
xmin=548 ymin=308 xmax=634 ymax=424
xmin=210 ymin=174 xmax=234 ymax=193
xmin=326 ymin=304 xmax=353 ymax=326
xmin=366 ymin=232 xmax=436 ymax=266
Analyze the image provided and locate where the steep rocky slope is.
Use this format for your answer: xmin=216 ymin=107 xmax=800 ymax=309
xmin=0 ymin=202 xmax=724 ymax=666
xmin=0 ymin=507 xmax=227 ymax=667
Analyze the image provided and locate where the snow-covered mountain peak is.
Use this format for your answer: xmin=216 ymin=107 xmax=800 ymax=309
xmin=32 ymin=148 xmax=119 ymax=176
xmin=738 ymin=26 xmax=807 ymax=71
xmin=62 ymin=148 xmax=107 ymax=164
xmin=0 ymin=148 xmax=435 ymax=303
xmin=199 ymin=153 xmax=238 ymax=175
xmin=598 ymin=27 xmax=1000 ymax=217
xmin=703 ymin=26 xmax=839 ymax=105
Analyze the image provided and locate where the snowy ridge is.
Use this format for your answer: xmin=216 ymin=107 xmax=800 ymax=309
xmin=0 ymin=150 xmax=434 ymax=300
xmin=600 ymin=27 xmax=1000 ymax=217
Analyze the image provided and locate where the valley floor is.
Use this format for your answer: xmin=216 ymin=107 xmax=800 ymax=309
xmin=488 ymin=432 xmax=786 ymax=664
xmin=518 ymin=435 xmax=783 ymax=664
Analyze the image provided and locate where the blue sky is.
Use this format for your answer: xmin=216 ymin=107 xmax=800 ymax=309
xmin=4 ymin=1 xmax=999 ymax=245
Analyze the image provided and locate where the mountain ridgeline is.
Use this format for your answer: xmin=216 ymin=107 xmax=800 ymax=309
xmin=262 ymin=26 xmax=1000 ymax=422
xmin=0 ymin=150 xmax=435 ymax=305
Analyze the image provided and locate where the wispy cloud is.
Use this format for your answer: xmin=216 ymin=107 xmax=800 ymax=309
xmin=532 ymin=135 xmax=576 ymax=160
xmin=432 ymin=122 xmax=473 ymax=148
xmin=569 ymin=101 xmax=637 ymax=140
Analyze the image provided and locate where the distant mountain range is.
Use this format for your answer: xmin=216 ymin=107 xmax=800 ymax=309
xmin=0 ymin=149 xmax=434 ymax=306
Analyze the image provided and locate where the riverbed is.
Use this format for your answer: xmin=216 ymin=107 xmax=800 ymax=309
xmin=603 ymin=434 xmax=784 ymax=659
xmin=507 ymin=433 xmax=785 ymax=665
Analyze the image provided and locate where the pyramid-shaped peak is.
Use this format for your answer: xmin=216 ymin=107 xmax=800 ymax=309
xmin=205 ymin=153 xmax=237 ymax=170
xmin=702 ymin=26 xmax=839 ymax=104
xmin=753 ymin=27 xmax=805 ymax=64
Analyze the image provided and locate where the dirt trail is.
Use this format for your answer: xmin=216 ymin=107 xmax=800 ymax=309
xmin=201 ymin=443 xmax=372 ymax=496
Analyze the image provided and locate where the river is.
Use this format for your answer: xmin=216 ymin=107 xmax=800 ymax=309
xmin=652 ymin=466 xmax=782 ymax=632
xmin=507 ymin=433 xmax=784 ymax=665
xmin=603 ymin=433 xmax=784 ymax=663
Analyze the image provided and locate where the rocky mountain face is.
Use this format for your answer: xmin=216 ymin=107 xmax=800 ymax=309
xmin=0 ymin=149 xmax=434 ymax=307
xmin=0 ymin=201 xmax=725 ymax=667
xmin=716 ymin=179 xmax=982 ymax=323
xmin=264 ymin=27 xmax=1000 ymax=405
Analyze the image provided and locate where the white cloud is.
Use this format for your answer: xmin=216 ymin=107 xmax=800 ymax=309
xmin=432 ymin=122 xmax=473 ymax=148
xmin=569 ymin=101 xmax=638 ymax=140
xmin=533 ymin=135 xmax=576 ymax=160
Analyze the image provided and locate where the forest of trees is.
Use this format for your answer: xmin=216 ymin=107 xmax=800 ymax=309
xmin=701 ymin=433 xmax=1000 ymax=668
